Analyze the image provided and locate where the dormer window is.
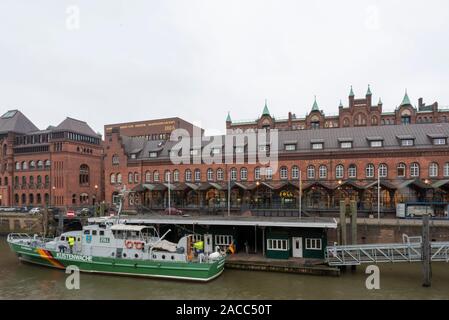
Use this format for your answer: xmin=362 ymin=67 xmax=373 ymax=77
xmin=149 ymin=152 xmax=158 ymax=158
xmin=311 ymin=143 xmax=323 ymax=150
xmin=433 ymin=138 xmax=447 ymax=145
xmin=259 ymin=145 xmax=270 ymax=152
xmin=370 ymin=141 xmax=383 ymax=148
xmin=338 ymin=138 xmax=353 ymax=149
xmin=130 ymin=154 xmax=136 ymax=159
xmin=401 ymin=139 xmax=414 ymax=147
xmin=285 ymin=144 xmax=296 ymax=151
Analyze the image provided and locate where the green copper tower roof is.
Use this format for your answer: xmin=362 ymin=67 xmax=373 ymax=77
xmin=226 ymin=111 xmax=231 ymax=122
xmin=311 ymin=96 xmax=319 ymax=112
xmin=366 ymin=84 xmax=372 ymax=96
xmin=262 ymin=99 xmax=270 ymax=117
xmin=349 ymin=85 xmax=354 ymax=97
xmin=401 ymin=90 xmax=411 ymax=106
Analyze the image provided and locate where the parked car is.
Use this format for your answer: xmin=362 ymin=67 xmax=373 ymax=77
xmin=164 ymin=207 xmax=183 ymax=215
xmin=29 ymin=207 xmax=42 ymax=215
xmin=76 ymin=207 xmax=93 ymax=217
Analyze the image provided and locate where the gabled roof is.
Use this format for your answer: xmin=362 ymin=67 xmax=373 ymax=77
xmin=0 ymin=110 xmax=39 ymax=134
xmin=55 ymin=117 xmax=98 ymax=137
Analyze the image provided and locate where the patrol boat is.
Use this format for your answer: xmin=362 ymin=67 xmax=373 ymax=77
xmin=7 ymin=221 xmax=226 ymax=282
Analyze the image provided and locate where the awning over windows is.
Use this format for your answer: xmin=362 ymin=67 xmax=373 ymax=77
xmin=396 ymin=179 xmax=432 ymax=190
xmin=363 ymin=180 xmax=397 ymax=190
xmin=431 ymin=179 xmax=449 ymax=190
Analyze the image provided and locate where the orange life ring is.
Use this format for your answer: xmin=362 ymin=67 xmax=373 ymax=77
xmin=125 ymin=240 xmax=134 ymax=249
xmin=134 ymin=241 xmax=144 ymax=250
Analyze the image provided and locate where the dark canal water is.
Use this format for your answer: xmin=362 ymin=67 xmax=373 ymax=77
xmin=1 ymin=237 xmax=448 ymax=300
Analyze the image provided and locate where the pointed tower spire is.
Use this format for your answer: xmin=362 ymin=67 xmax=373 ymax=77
xmin=366 ymin=84 xmax=372 ymax=96
xmin=311 ymin=96 xmax=319 ymax=112
xmin=339 ymin=99 xmax=343 ymax=108
xmin=226 ymin=111 xmax=232 ymax=122
xmin=262 ymin=99 xmax=270 ymax=116
xmin=378 ymin=97 xmax=383 ymax=105
xmin=349 ymin=85 xmax=354 ymax=97
xmin=400 ymin=89 xmax=411 ymax=106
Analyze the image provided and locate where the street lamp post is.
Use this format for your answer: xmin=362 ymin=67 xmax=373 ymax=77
xmin=378 ymin=167 xmax=381 ymax=222
xmin=299 ymin=169 xmax=302 ymax=219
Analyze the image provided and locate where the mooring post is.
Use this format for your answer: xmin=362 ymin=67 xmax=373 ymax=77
xmin=422 ymin=214 xmax=432 ymax=287
xmin=339 ymin=200 xmax=347 ymax=246
xmin=350 ymin=200 xmax=357 ymax=271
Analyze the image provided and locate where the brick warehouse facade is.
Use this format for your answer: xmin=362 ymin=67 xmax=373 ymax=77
xmin=0 ymin=110 xmax=103 ymax=207
xmin=103 ymin=89 xmax=449 ymax=216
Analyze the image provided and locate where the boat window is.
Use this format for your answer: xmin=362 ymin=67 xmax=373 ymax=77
xmin=92 ymin=230 xmax=97 ymax=236
xmin=99 ymin=231 xmax=104 ymax=236
xmin=61 ymin=236 xmax=65 ymax=241
xmin=77 ymin=238 xmax=81 ymax=242
xmin=123 ymin=253 xmax=127 ymax=258
xmin=84 ymin=230 xmax=90 ymax=235
xmin=162 ymin=255 xmax=166 ymax=260
xmin=135 ymin=254 xmax=139 ymax=258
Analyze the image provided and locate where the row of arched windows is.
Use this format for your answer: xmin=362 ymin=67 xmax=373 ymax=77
xmin=15 ymin=160 xmax=51 ymax=171
xmin=115 ymin=162 xmax=449 ymax=185
xmin=14 ymin=193 xmax=50 ymax=205
xmin=14 ymin=175 xmax=50 ymax=187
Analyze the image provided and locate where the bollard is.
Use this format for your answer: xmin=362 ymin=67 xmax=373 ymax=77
xmin=422 ymin=214 xmax=432 ymax=287
xmin=350 ymin=200 xmax=358 ymax=271
xmin=339 ymin=200 xmax=347 ymax=246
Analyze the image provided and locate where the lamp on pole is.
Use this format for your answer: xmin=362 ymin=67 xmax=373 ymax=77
xmin=299 ymin=169 xmax=302 ymax=219
xmin=167 ymin=172 xmax=171 ymax=213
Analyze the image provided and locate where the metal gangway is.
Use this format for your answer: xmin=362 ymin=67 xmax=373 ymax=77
xmin=326 ymin=235 xmax=449 ymax=266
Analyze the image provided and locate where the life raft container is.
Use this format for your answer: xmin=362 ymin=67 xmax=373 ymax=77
xmin=134 ymin=241 xmax=144 ymax=250
xmin=125 ymin=240 xmax=134 ymax=249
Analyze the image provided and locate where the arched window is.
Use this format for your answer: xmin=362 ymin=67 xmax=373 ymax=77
xmin=307 ymin=165 xmax=315 ymax=179
xmin=22 ymin=161 xmax=28 ymax=170
xmin=292 ymin=166 xmax=299 ymax=179
xmin=44 ymin=193 xmax=50 ymax=205
xmin=128 ymin=172 xmax=133 ymax=183
xmin=153 ymin=171 xmax=160 ymax=182
xmin=429 ymin=162 xmax=438 ymax=177
xmin=15 ymin=162 xmax=20 ymax=170
xmin=265 ymin=167 xmax=273 ymax=180
xmin=240 ymin=168 xmax=248 ymax=181
xmin=22 ymin=176 xmax=27 ymax=185
xmin=14 ymin=194 xmax=19 ymax=204
xmin=230 ymin=168 xmax=237 ymax=181
xmin=145 ymin=171 xmax=151 ymax=183
xmin=79 ymin=165 xmax=89 ymax=185
xmin=45 ymin=175 xmax=50 ymax=186
xmin=280 ymin=167 xmax=288 ymax=180
xmin=117 ymin=173 xmax=122 ymax=183
xmin=379 ymin=164 xmax=388 ymax=178
xmin=45 ymin=160 xmax=51 ymax=168
xmin=397 ymin=163 xmax=406 ymax=178
xmin=410 ymin=163 xmax=420 ymax=177
xmin=14 ymin=176 xmax=19 ymax=187
xmin=29 ymin=161 xmax=36 ymax=170
xmin=444 ymin=163 xmax=449 ymax=177
xmin=173 ymin=170 xmax=179 ymax=182
xmin=216 ymin=168 xmax=224 ymax=181
xmin=134 ymin=172 xmax=139 ymax=183
xmin=37 ymin=160 xmax=43 ymax=169
xmin=366 ymin=164 xmax=374 ymax=178
xmin=37 ymin=176 xmax=42 ymax=185
xmin=21 ymin=194 xmax=26 ymax=204
xmin=319 ymin=165 xmax=327 ymax=179
xmin=29 ymin=194 xmax=34 ymax=204
xmin=336 ymin=165 xmax=344 ymax=179
xmin=37 ymin=194 xmax=42 ymax=204
xmin=4 ymin=177 xmax=7 ymax=186
xmin=185 ymin=170 xmax=192 ymax=182
xmin=110 ymin=174 xmax=116 ymax=184
xmin=29 ymin=176 xmax=35 ymax=185
xmin=194 ymin=169 xmax=201 ymax=182
xmin=207 ymin=169 xmax=214 ymax=181
xmin=165 ymin=170 xmax=171 ymax=182
xmin=112 ymin=155 xmax=119 ymax=165
xmin=348 ymin=165 xmax=357 ymax=178
xmin=254 ymin=167 xmax=261 ymax=180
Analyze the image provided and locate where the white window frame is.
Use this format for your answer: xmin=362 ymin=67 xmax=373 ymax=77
xmin=312 ymin=143 xmax=323 ymax=150
xmin=194 ymin=169 xmax=201 ymax=182
xmin=379 ymin=164 xmax=388 ymax=178
xmin=366 ymin=164 xmax=374 ymax=178
xmin=429 ymin=163 xmax=438 ymax=178
xmin=340 ymin=142 xmax=352 ymax=149
xmin=173 ymin=170 xmax=179 ymax=182
xmin=230 ymin=168 xmax=237 ymax=181
xmin=280 ymin=167 xmax=288 ymax=180
xmin=185 ymin=170 xmax=192 ymax=182
xmin=397 ymin=163 xmax=406 ymax=178
xmin=401 ymin=139 xmax=414 ymax=147
xmin=255 ymin=167 xmax=261 ymax=180
xmin=305 ymin=238 xmax=322 ymax=250
xmin=307 ymin=166 xmax=315 ymax=179
xmin=319 ymin=165 xmax=327 ymax=179
xmin=149 ymin=152 xmax=158 ymax=158
xmin=444 ymin=163 xmax=449 ymax=177
xmin=207 ymin=169 xmax=214 ymax=181
xmin=285 ymin=144 xmax=296 ymax=151
xmin=292 ymin=166 xmax=299 ymax=179
xmin=214 ymin=235 xmax=233 ymax=246
xmin=370 ymin=141 xmax=383 ymax=148
xmin=336 ymin=165 xmax=344 ymax=179
xmin=217 ymin=169 xmax=224 ymax=181
xmin=348 ymin=165 xmax=357 ymax=178
xmin=240 ymin=168 xmax=248 ymax=181
xmin=267 ymin=239 xmax=289 ymax=251
xmin=410 ymin=163 xmax=420 ymax=177
xmin=433 ymin=138 xmax=446 ymax=145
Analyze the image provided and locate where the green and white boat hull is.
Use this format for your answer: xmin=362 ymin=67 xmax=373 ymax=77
xmin=8 ymin=241 xmax=226 ymax=282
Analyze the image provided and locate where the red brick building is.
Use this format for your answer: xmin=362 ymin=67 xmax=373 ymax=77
xmin=226 ymin=87 xmax=449 ymax=132
xmin=103 ymin=89 xmax=449 ymax=216
xmin=0 ymin=110 xmax=103 ymax=207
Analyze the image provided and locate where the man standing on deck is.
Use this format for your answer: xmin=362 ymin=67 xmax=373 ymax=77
xmin=68 ymin=237 xmax=75 ymax=254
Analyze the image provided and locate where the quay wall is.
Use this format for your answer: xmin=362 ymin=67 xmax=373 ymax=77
xmin=0 ymin=213 xmax=43 ymax=236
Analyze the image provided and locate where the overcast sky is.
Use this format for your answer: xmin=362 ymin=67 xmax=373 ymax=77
xmin=0 ymin=0 xmax=448 ymax=136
